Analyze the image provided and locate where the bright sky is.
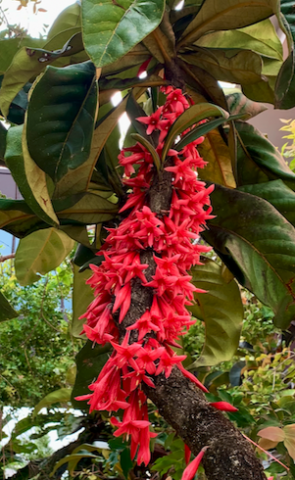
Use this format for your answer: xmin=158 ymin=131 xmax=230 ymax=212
xmin=1 ymin=0 xmax=75 ymax=37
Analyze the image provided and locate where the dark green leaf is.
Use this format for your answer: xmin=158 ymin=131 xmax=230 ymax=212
xmin=71 ymin=341 xmax=111 ymax=409
xmin=176 ymin=116 xmax=236 ymax=152
xmin=82 ymin=0 xmax=165 ymax=67
xmin=121 ymin=448 xmax=133 ymax=479
xmin=203 ymin=183 xmax=295 ymax=329
xmin=162 ymin=103 xmax=228 ymax=160
xmin=26 ymin=62 xmax=97 ymax=186
xmin=188 ymin=258 xmax=243 ymax=367
xmin=238 ymin=179 xmax=295 ymax=227
xmin=236 ymin=121 xmax=295 ymax=189
xmin=229 ymin=360 xmax=246 ymax=386
xmin=0 ymin=290 xmax=18 ymax=322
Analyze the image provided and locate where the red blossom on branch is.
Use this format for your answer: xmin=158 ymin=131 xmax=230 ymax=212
xmin=77 ymin=87 xmax=215 ymax=468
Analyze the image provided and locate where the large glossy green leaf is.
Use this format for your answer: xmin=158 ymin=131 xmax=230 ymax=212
xmin=226 ymin=92 xmax=267 ymax=119
xmin=203 ymin=184 xmax=295 ymax=329
xmin=274 ymin=0 xmax=295 ymax=108
xmin=197 ymin=128 xmax=236 ymax=187
xmin=0 ymin=29 xmax=84 ymax=117
xmin=196 ymin=19 xmax=283 ymax=60
xmin=47 ymin=3 xmax=81 ymax=39
xmin=0 ymin=291 xmax=18 ymax=322
xmin=5 ymin=125 xmax=59 ymax=226
xmin=179 ymin=0 xmax=278 ymax=46
xmin=71 ymin=265 xmax=94 ymax=338
xmin=71 ymin=341 xmax=110 ymax=409
xmin=33 ymin=388 xmax=72 ymax=416
xmin=188 ymin=258 xmax=243 ymax=367
xmin=181 ymin=48 xmax=263 ymax=85
xmin=26 ymin=62 xmax=97 ymax=186
xmin=15 ymin=228 xmax=75 ymax=285
xmin=236 ymin=121 xmax=295 ymax=189
xmin=162 ymin=103 xmax=228 ymax=160
xmin=82 ymin=0 xmax=165 ymax=67
xmin=238 ymin=179 xmax=295 ymax=227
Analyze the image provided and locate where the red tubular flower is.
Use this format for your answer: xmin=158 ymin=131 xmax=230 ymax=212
xmin=78 ymin=86 xmax=215 ymax=466
xmin=184 ymin=444 xmax=191 ymax=466
xmin=181 ymin=447 xmax=208 ymax=480
xmin=210 ymin=401 xmax=238 ymax=412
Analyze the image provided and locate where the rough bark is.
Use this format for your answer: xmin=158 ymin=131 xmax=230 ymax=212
xmin=119 ymin=164 xmax=267 ymax=480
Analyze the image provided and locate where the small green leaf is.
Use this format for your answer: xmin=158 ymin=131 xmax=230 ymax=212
xmin=0 ymin=291 xmax=18 ymax=322
xmin=226 ymin=92 xmax=268 ymax=119
xmin=197 ymin=128 xmax=236 ymax=187
xmin=5 ymin=125 xmax=59 ymax=226
xmin=188 ymin=258 xmax=243 ymax=367
xmin=236 ymin=121 xmax=295 ymax=190
xmin=15 ymin=228 xmax=75 ymax=285
xmin=131 ymin=133 xmax=161 ymax=171
xmin=81 ymin=0 xmax=165 ymax=67
xmin=26 ymin=62 xmax=97 ymax=186
xmin=175 ymin=116 xmax=236 ymax=151
xmin=162 ymin=103 xmax=228 ymax=160
xmin=33 ymin=388 xmax=72 ymax=416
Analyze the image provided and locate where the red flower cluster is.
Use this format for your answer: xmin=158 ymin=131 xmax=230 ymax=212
xmin=77 ymin=87 xmax=215 ymax=466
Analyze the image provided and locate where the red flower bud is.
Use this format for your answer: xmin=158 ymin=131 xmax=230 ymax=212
xmin=210 ymin=401 xmax=238 ymax=412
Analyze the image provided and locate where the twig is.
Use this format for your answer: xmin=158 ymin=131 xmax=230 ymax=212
xmin=0 ymin=254 xmax=15 ymax=263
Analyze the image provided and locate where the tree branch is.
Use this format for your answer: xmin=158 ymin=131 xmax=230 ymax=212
xmin=118 ymin=165 xmax=267 ymax=480
xmin=0 ymin=254 xmax=15 ymax=263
